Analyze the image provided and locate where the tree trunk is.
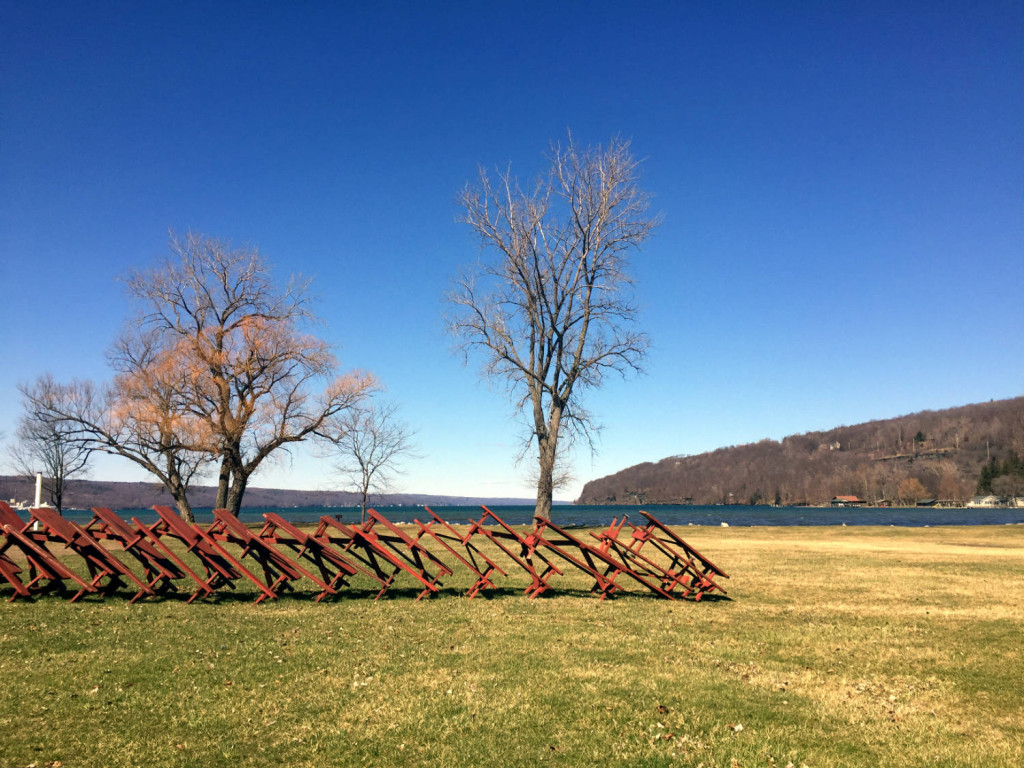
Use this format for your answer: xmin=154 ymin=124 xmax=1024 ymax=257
xmin=52 ymin=476 xmax=64 ymax=516
xmin=167 ymin=475 xmax=194 ymax=522
xmin=535 ymin=435 xmax=556 ymax=520
xmin=226 ymin=472 xmax=249 ymax=516
xmin=175 ymin=494 xmax=195 ymax=523
xmin=215 ymin=457 xmax=231 ymax=509
xmin=162 ymin=454 xmax=195 ymax=522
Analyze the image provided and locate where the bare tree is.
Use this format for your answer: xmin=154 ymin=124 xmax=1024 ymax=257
xmin=448 ymin=135 xmax=659 ymax=519
xmin=19 ymin=368 xmax=212 ymax=521
xmin=120 ymin=231 xmax=375 ymax=514
xmin=24 ymin=232 xmax=373 ymax=520
xmin=105 ymin=329 xmax=216 ymax=520
xmin=327 ymin=401 xmax=414 ymax=522
xmin=10 ymin=374 xmax=94 ymax=514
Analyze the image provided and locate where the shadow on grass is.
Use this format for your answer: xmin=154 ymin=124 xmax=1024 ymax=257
xmin=1 ymin=581 xmax=730 ymax=606
xmin=1 ymin=580 xmax=732 ymax=605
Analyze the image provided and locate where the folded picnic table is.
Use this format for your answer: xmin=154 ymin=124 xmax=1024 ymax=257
xmin=207 ymin=508 xmax=337 ymax=602
xmin=413 ymin=508 xmax=507 ymax=598
xmin=464 ymin=507 xmax=563 ymax=599
xmin=258 ymin=513 xmax=360 ymax=601
xmin=86 ymin=507 xmax=215 ymax=601
xmin=0 ymin=524 xmax=95 ymax=601
xmin=315 ymin=512 xmax=448 ymax=600
xmin=149 ymin=505 xmax=278 ymax=603
xmin=0 ymin=501 xmax=89 ymax=601
xmin=591 ymin=512 xmax=729 ymax=600
xmin=16 ymin=504 xmax=151 ymax=602
xmin=529 ymin=516 xmax=677 ymax=600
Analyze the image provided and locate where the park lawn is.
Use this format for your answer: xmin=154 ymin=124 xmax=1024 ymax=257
xmin=0 ymin=524 xmax=1021 ymax=768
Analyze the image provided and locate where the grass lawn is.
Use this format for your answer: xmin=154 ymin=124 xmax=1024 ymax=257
xmin=0 ymin=523 xmax=1021 ymax=767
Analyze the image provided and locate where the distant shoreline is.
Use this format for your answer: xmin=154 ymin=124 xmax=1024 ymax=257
xmin=34 ymin=502 xmax=1024 ymax=529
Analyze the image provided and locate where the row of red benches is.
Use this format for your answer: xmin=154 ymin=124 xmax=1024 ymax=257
xmin=0 ymin=501 xmax=728 ymax=604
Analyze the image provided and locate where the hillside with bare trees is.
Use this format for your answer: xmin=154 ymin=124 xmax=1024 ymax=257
xmin=578 ymin=397 xmax=1024 ymax=506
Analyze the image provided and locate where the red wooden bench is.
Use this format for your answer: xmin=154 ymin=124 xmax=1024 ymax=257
xmin=591 ymin=512 xmax=729 ymax=600
xmin=0 ymin=520 xmax=96 ymax=601
xmin=85 ymin=507 xmax=215 ymax=601
xmin=258 ymin=513 xmax=362 ymax=601
xmin=0 ymin=502 xmax=32 ymax=599
xmin=149 ymin=505 xmax=277 ymax=603
xmin=0 ymin=550 xmax=30 ymax=600
xmin=27 ymin=505 xmax=155 ymax=602
xmin=207 ymin=508 xmax=337 ymax=602
xmin=314 ymin=513 xmax=445 ymax=601
xmin=413 ymin=507 xmax=507 ymax=598
xmin=1 ymin=501 xmax=99 ymax=601
xmin=363 ymin=509 xmax=453 ymax=595
xmin=529 ymin=516 xmax=678 ymax=600
xmin=464 ymin=507 xmax=562 ymax=598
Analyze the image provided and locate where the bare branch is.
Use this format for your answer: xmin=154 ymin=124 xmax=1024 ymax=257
xmin=9 ymin=374 xmax=95 ymax=513
xmin=447 ymin=134 xmax=659 ymax=518
xmin=322 ymin=399 xmax=417 ymax=522
xmin=116 ymin=232 xmax=377 ymax=514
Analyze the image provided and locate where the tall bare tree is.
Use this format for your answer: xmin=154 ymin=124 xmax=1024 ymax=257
xmin=119 ymin=231 xmax=375 ymax=514
xmin=10 ymin=374 xmax=94 ymax=514
xmin=326 ymin=400 xmax=415 ymax=522
xmin=448 ymin=135 xmax=659 ymax=519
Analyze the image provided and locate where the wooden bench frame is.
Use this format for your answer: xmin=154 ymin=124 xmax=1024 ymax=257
xmin=207 ymin=508 xmax=337 ymax=602
xmin=149 ymin=505 xmax=277 ymax=603
xmin=26 ymin=505 xmax=155 ymax=603
xmin=0 ymin=502 xmax=97 ymax=601
xmin=85 ymin=507 xmax=197 ymax=599
xmin=413 ymin=508 xmax=507 ymax=598
xmin=464 ymin=507 xmax=562 ymax=599
xmin=591 ymin=512 xmax=729 ymax=600
xmin=529 ymin=516 xmax=677 ymax=600
xmin=314 ymin=513 xmax=447 ymax=601
xmin=258 ymin=513 xmax=361 ymax=602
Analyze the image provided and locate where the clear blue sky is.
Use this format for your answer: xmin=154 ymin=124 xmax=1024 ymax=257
xmin=2 ymin=1 xmax=1021 ymax=501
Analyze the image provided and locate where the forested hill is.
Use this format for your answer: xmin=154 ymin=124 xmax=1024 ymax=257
xmin=577 ymin=397 xmax=1024 ymax=506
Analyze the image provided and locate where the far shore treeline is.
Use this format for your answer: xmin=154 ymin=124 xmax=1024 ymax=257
xmin=0 ymin=477 xmax=536 ymax=513
xmin=579 ymin=397 xmax=1024 ymax=507
xmin=6 ymin=397 xmax=1021 ymax=511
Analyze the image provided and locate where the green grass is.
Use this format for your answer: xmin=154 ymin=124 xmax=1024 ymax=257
xmin=0 ymin=524 xmax=1021 ymax=767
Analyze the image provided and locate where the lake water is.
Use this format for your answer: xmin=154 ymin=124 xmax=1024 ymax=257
xmin=57 ymin=503 xmax=1024 ymax=528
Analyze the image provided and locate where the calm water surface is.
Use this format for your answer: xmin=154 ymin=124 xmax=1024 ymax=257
xmin=56 ymin=503 xmax=1023 ymax=527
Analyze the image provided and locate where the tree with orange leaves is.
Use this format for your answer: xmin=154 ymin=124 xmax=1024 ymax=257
xmin=897 ymin=476 xmax=929 ymax=506
xmin=25 ymin=232 xmax=374 ymax=521
xmin=118 ymin=232 xmax=375 ymax=515
xmin=16 ymin=365 xmax=212 ymax=521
